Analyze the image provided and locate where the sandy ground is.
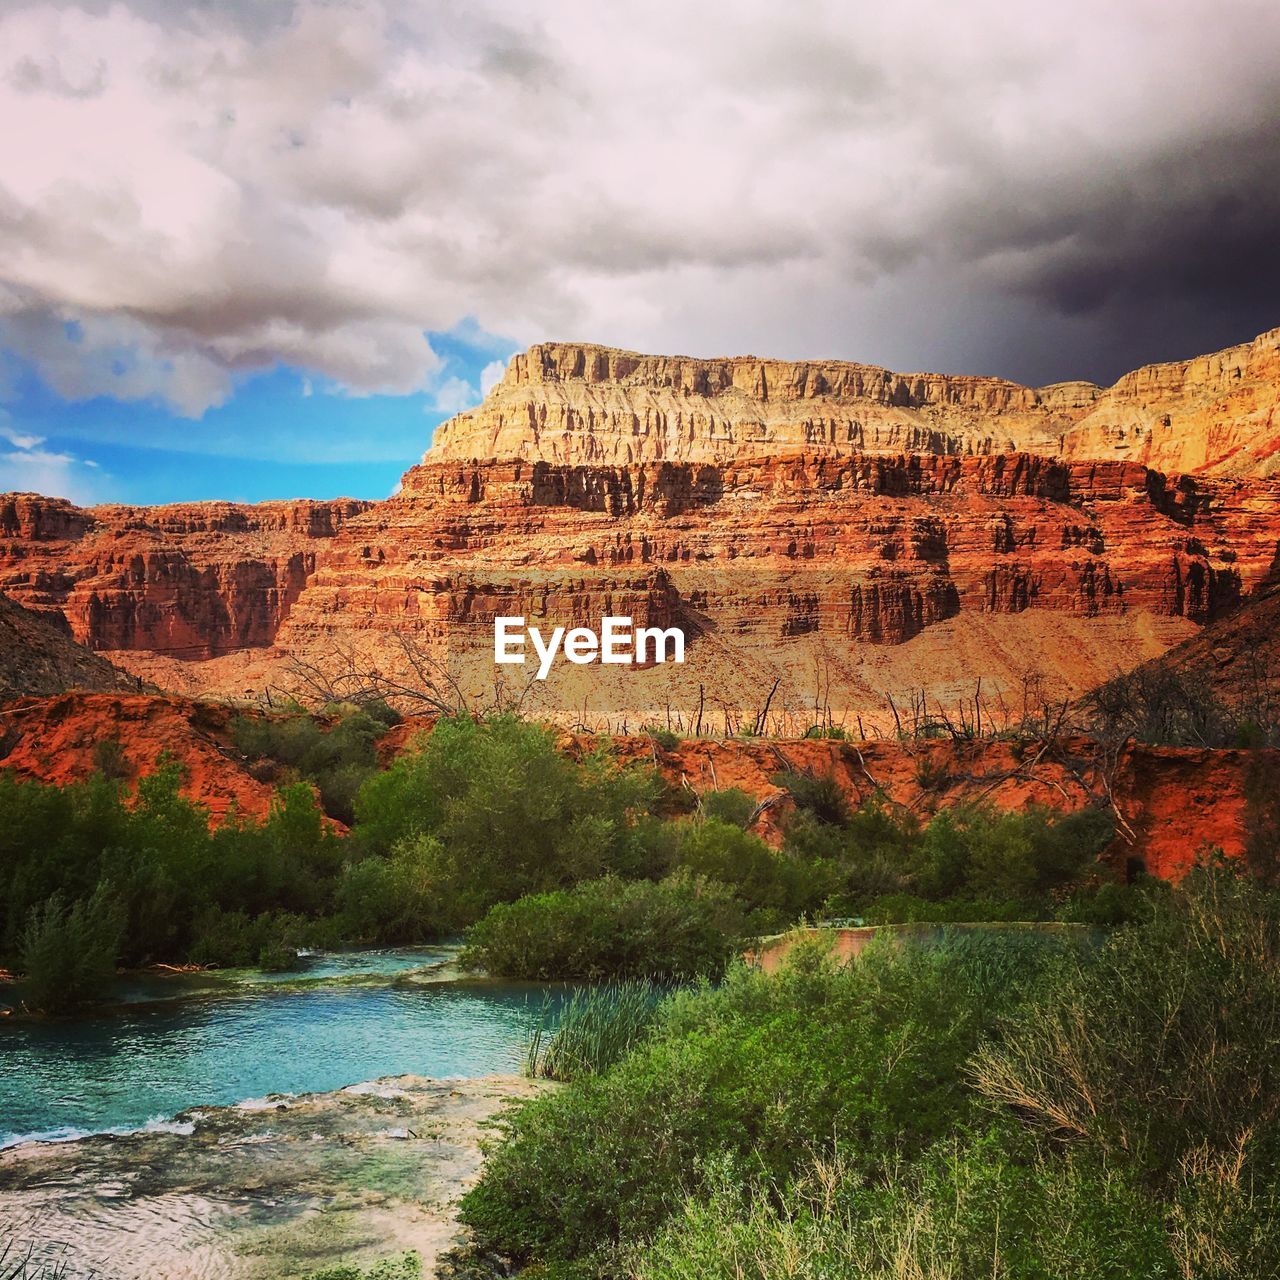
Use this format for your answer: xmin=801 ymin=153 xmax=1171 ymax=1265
xmin=0 ymin=1074 xmax=547 ymax=1280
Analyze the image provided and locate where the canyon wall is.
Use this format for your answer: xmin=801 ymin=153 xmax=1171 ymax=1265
xmin=2 ymin=328 xmax=1279 ymax=727
xmin=0 ymin=494 xmax=372 ymax=659
xmin=430 ymin=327 xmax=1280 ymax=477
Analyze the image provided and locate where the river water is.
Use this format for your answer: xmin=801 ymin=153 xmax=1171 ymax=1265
xmin=0 ymin=947 xmax=550 ymax=1148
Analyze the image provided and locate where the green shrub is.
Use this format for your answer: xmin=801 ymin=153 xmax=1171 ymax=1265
xmin=231 ymin=705 xmax=385 ymax=823
xmin=461 ymin=932 xmax=1062 ymax=1267
xmin=334 ymin=836 xmax=445 ymax=943
xmin=186 ymin=905 xmax=308 ymax=969
xmin=635 ymin=1137 xmax=1181 ymax=1280
xmin=858 ymin=892 xmax=1035 ymax=923
xmin=773 ymin=770 xmax=849 ymax=826
xmin=674 ymin=818 xmax=827 ymax=924
xmin=355 ymin=716 xmax=664 ymax=921
xmin=699 ymin=788 xmax=756 ymax=828
xmin=972 ymin=862 xmax=1280 ymax=1180
xmin=802 ymin=723 xmax=846 ymax=740
xmin=461 ymin=875 xmax=745 ymax=982
xmin=643 ymin=726 xmax=681 ymax=752
xmin=20 ymin=886 xmax=124 ymax=1013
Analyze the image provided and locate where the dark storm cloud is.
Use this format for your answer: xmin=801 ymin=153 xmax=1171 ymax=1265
xmin=0 ymin=0 xmax=1277 ymax=415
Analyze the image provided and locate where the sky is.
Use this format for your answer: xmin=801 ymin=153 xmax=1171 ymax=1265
xmin=0 ymin=0 xmax=1277 ymax=505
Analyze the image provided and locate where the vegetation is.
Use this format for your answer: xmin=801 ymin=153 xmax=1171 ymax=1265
xmin=351 ymin=715 xmax=667 ymax=922
xmin=0 ymin=706 xmax=1138 ymax=1011
xmin=460 ymin=866 xmax=1280 ymax=1278
xmin=231 ymin=699 xmax=400 ymax=824
xmin=1083 ymin=662 xmax=1280 ymax=749
xmin=301 ymin=1253 xmax=421 ymax=1280
xmin=5 ymin=697 xmax=1279 ymax=1275
xmin=460 ymin=875 xmax=745 ymax=981
xmin=525 ymin=980 xmax=664 ymax=1081
xmin=19 ymin=886 xmax=124 ymax=1013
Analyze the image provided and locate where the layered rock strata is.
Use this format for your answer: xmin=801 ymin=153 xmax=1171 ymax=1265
xmin=431 ymin=327 xmax=1280 ymax=477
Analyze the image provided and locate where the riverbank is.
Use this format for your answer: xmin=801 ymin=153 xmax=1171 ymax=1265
xmin=0 ymin=1073 xmax=547 ymax=1280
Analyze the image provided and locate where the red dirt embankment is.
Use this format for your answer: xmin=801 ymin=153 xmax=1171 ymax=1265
xmin=587 ymin=734 xmax=1268 ymax=881
xmin=0 ymin=693 xmax=276 ymax=825
xmin=0 ymin=693 xmax=1269 ymax=880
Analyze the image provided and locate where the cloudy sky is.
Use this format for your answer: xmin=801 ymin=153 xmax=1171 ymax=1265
xmin=1 ymin=0 xmax=1277 ymax=503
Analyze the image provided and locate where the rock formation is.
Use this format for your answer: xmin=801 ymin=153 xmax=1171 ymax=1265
xmin=0 ymin=494 xmax=371 ymax=659
xmin=431 ymin=326 xmax=1280 ymax=477
xmin=1 ymin=327 xmax=1279 ymax=730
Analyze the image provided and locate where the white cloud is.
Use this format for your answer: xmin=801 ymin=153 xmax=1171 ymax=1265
xmin=0 ymin=0 xmax=1277 ymax=414
xmin=479 ymin=359 xmax=507 ymax=396
xmin=0 ymin=442 xmax=105 ymax=503
xmin=1 ymin=424 xmax=45 ymax=451
xmin=427 ymin=374 xmax=481 ymax=415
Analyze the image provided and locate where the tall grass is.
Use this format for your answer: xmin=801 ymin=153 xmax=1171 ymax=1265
xmin=0 ymin=1236 xmax=79 ymax=1280
xmin=525 ymin=980 xmax=665 ymax=1081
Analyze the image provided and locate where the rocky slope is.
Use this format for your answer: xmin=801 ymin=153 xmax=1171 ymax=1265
xmin=0 ymin=593 xmax=137 ymax=700
xmin=1133 ymin=562 xmax=1280 ymax=724
xmin=432 ymin=326 xmax=1280 ymax=476
xmin=0 ymin=693 xmax=278 ymax=824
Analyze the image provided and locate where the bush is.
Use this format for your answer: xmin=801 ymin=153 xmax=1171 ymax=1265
xmin=20 ymin=886 xmax=124 ymax=1013
xmin=674 ymin=818 xmax=827 ymax=924
xmin=699 ymin=788 xmax=756 ymax=828
xmin=231 ymin=705 xmax=386 ymax=823
xmin=791 ymin=801 xmax=1115 ymax=916
xmin=635 ymin=1138 xmax=1181 ymax=1280
xmin=460 ymin=932 xmax=1062 ymax=1268
xmin=643 ymin=726 xmax=681 ymax=752
xmin=0 ymin=762 xmax=343 ymax=982
xmin=355 ymin=716 xmax=664 ymax=921
xmin=773 ymin=769 xmax=849 ymax=826
xmin=460 ymin=875 xmax=745 ymax=982
xmin=334 ymin=836 xmax=445 ymax=944
xmin=972 ymin=862 xmax=1280 ymax=1180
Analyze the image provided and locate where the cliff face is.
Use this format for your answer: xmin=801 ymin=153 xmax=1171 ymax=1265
xmin=1 ymin=449 xmax=1277 ymax=729
xmin=430 ymin=327 xmax=1280 ymax=477
xmin=0 ymin=494 xmax=372 ymax=659
xmin=2 ymin=329 xmax=1280 ymax=729
xmin=1060 ymin=327 xmax=1280 ymax=477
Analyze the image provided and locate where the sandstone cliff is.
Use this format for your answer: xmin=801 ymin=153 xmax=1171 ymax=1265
xmin=430 ymin=327 xmax=1280 ymax=477
xmin=2 ymin=449 xmax=1277 ymax=731
xmin=2 ymin=329 xmax=1280 ymax=729
xmin=0 ymin=493 xmax=372 ymax=659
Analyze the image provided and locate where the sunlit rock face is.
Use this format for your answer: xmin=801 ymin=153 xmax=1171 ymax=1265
xmin=2 ymin=329 xmax=1280 ymax=728
xmin=430 ymin=328 xmax=1280 ymax=477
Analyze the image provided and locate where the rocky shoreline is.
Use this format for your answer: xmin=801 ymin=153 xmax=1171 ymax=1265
xmin=0 ymin=1074 xmax=547 ymax=1280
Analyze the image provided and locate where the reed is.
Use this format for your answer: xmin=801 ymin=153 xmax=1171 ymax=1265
xmin=525 ymin=979 xmax=664 ymax=1081
xmin=0 ymin=1236 xmax=77 ymax=1280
